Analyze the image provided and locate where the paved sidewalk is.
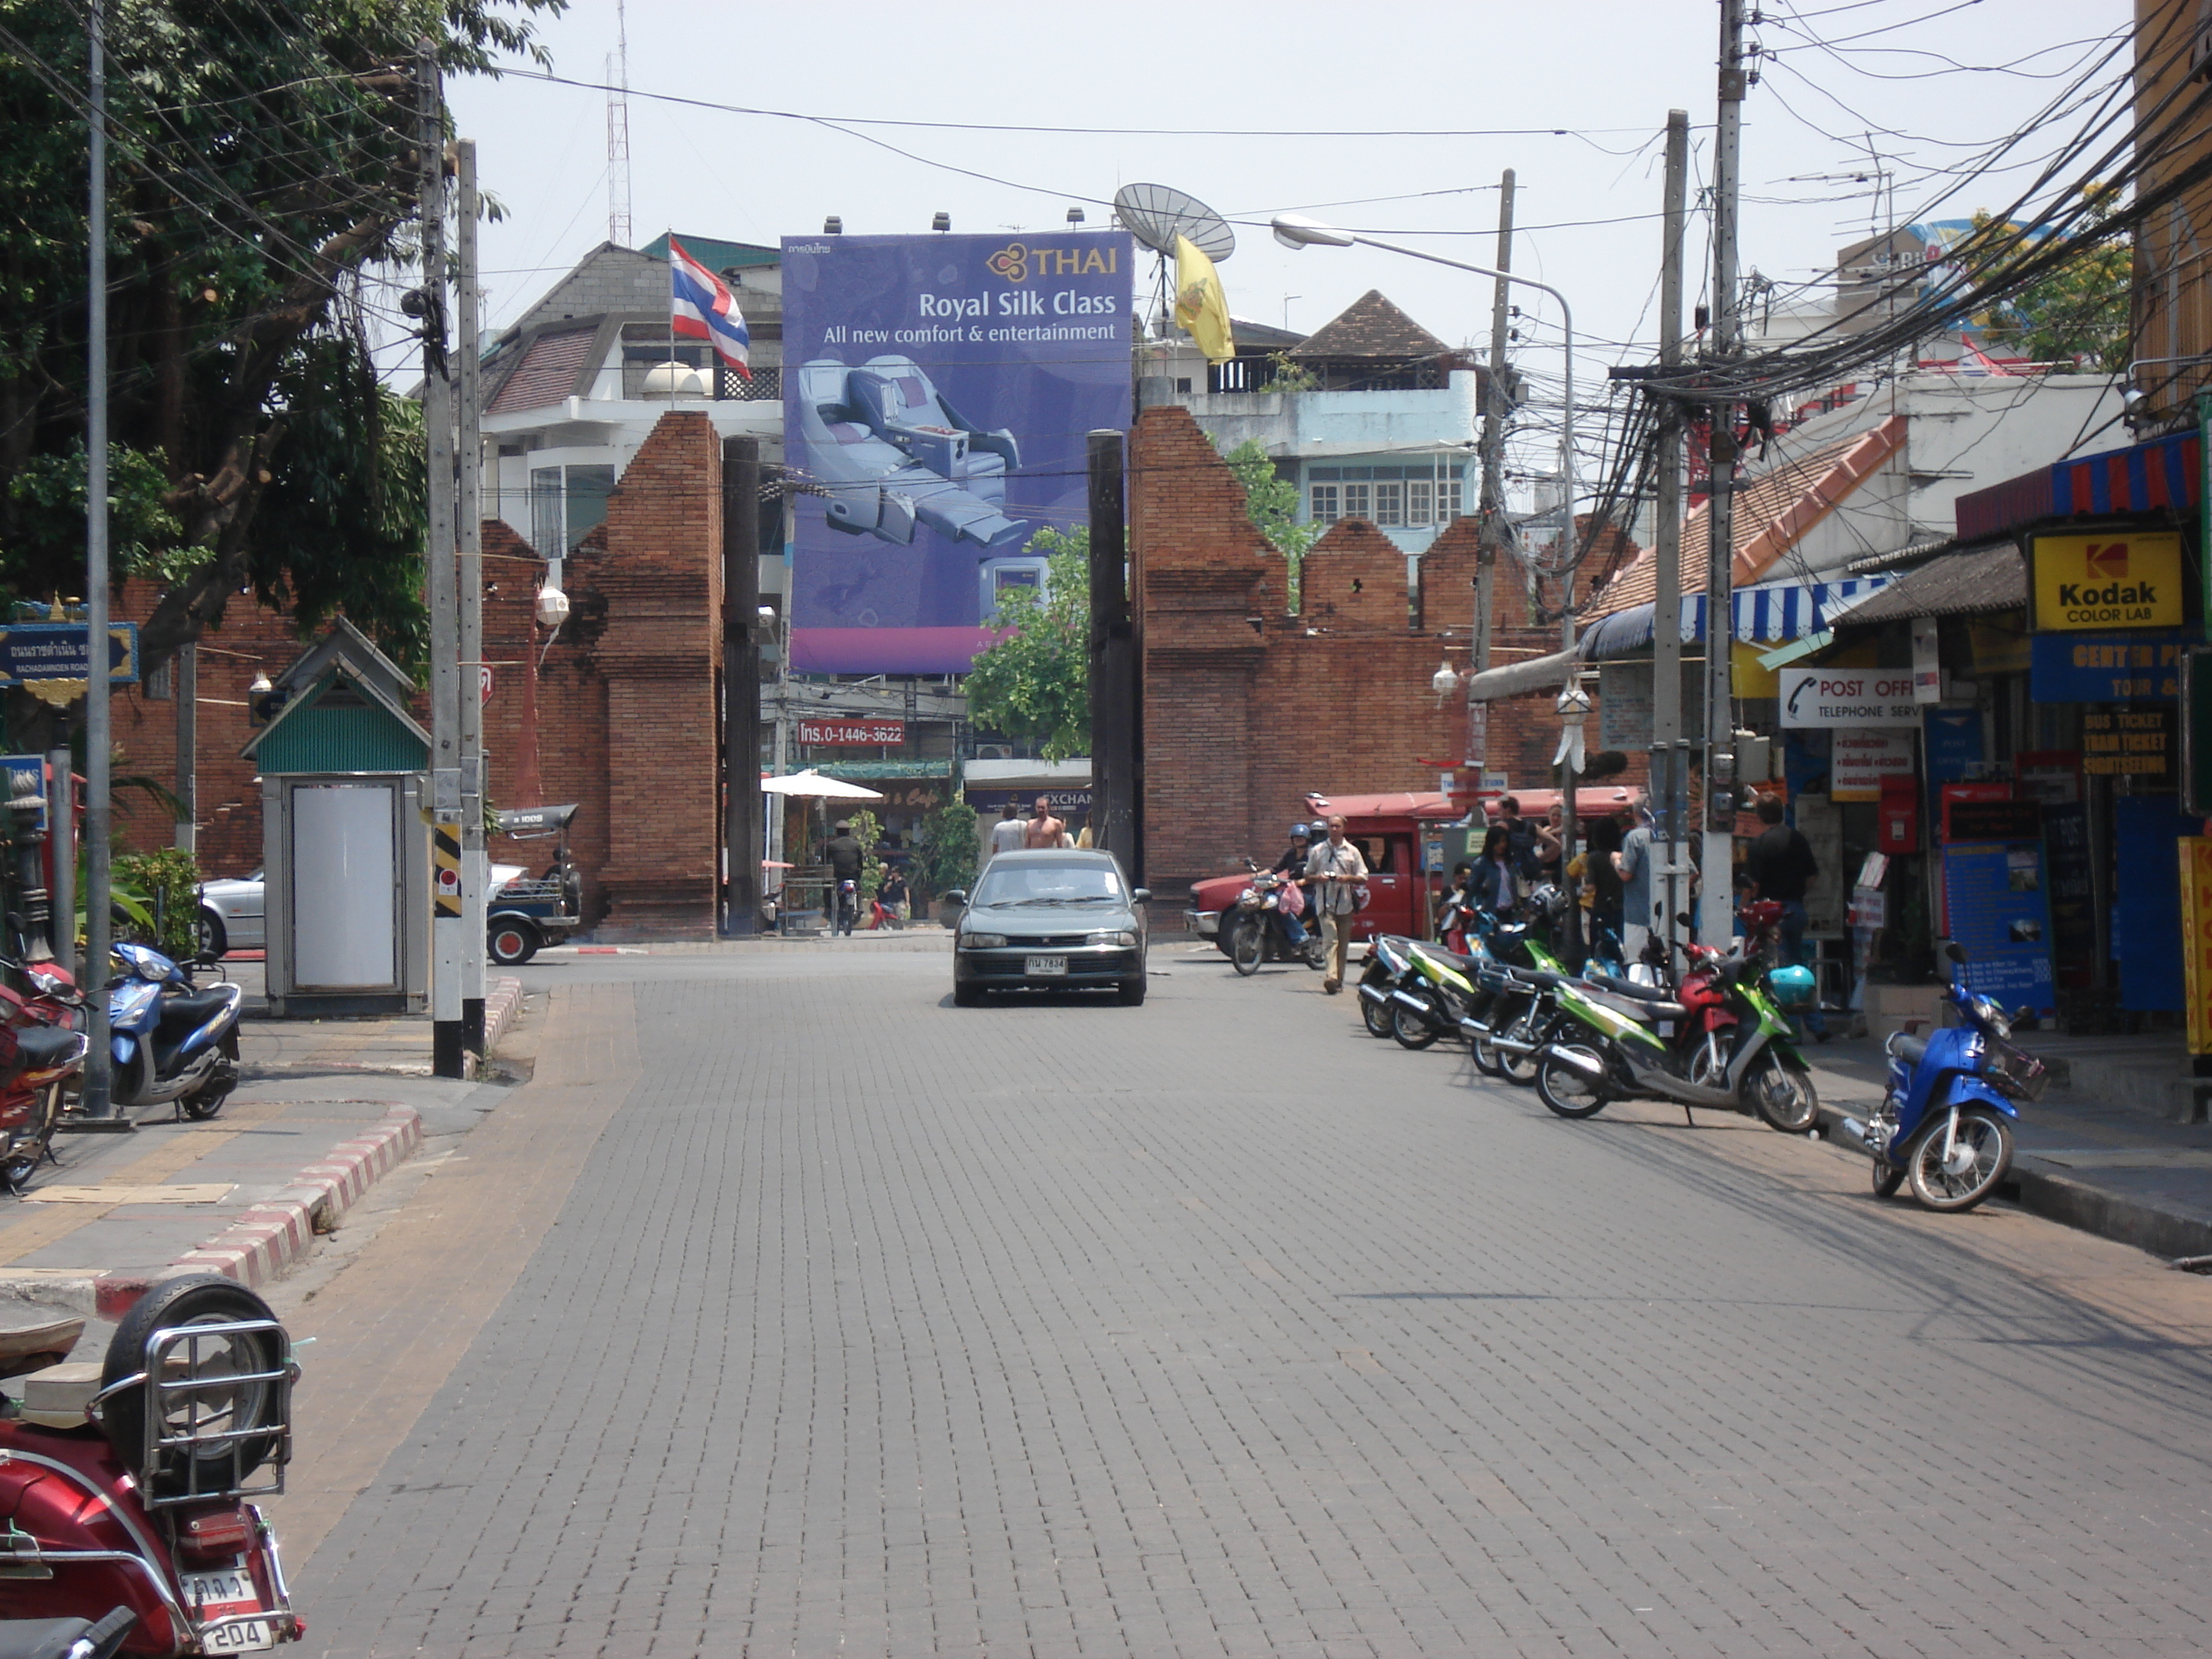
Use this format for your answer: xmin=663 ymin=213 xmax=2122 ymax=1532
xmin=0 ymin=974 xmax=531 ymax=1326
xmin=1804 ymin=1033 xmax=2212 ymax=1260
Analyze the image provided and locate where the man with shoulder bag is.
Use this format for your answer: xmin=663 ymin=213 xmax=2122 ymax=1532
xmin=1305 ymin=814 xmax=1370 ymax=994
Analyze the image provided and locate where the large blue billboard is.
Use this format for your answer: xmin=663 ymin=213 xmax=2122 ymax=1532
xmin=780 ymin=231 xmax=1134 ymax=675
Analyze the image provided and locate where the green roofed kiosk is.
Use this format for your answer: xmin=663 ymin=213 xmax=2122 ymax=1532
xmin=242 ymin=619 xmax=431 ymax=1016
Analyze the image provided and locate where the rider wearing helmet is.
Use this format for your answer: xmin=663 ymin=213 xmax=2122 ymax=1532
xmin=1267 ymin=822 xmax=1314 ymax=948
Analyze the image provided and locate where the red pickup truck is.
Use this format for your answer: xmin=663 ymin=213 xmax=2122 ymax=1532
xmin=1182 ymin=787 xmax=1640 ymax=950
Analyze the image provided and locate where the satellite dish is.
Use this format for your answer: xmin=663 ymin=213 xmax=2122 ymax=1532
xmin=1113 ymin=183 xmax=1236 ymax=262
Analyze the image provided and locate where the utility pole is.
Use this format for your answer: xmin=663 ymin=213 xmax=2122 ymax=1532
xmin=723 ymin=434 xmax=762 ymax=935
xmin=1702 ymin=0 xmax=1749 ymax=948
xmin=173 ymin=644 xmax=196 ymax=855
xmin=1653 ymin=110 xmax=1690 ymax=969
xmin=78 ymin=0 xmax=119 ymax=1125
xmin=1473 ymin=171 xmax=1514 ymax=685
xmin=1088 ymin=430 xmax=1137 ymax=873
xmin=418 ymin=43 xmax=463 ymax=1079
xmin=457 ymin=139 xmax=486 ymax=1053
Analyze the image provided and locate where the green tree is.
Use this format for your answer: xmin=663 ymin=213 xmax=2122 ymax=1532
xmin=0 ymin=0 xmax=561 ymax=677
xmin=1220 ymin=438 xmax=1321 ymax=607
xmin=965 ymin=526 xmax=1090 ymax=760
xmin=1963 ymin=195 xmax=2130 ymax=372
xmin=848 ymin=808 xmax=885 ymax=901
xmin=915 ymin=796 xmax=978 ymax=903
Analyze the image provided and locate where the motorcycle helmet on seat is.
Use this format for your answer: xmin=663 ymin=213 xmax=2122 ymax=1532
xmin=1768 ymin=963 xmax=1818 ymax=1009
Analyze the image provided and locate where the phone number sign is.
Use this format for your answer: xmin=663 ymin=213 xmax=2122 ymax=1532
xmin=797 ymin=718 xmax=905 ymax=746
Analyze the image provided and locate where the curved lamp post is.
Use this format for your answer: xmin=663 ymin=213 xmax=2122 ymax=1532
xmin=1275 ymin=214 xmax=1588 ymax=960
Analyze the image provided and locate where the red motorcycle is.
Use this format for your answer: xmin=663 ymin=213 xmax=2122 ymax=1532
xmin=0 ymin=1275 xmax=303 ymax=1654
xmin=0 ymin=957 xmax=90 ymax=1193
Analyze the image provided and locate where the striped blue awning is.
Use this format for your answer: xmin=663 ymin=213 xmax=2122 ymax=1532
xmin=1577 ymin=576 xmax=1892 ymax=662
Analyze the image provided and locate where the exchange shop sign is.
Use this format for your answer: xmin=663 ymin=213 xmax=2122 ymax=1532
xmin=1778 ymin=668 xmax=1919 ymax=728
xmin=2030 ymin=532 xmax=2184 ymax=632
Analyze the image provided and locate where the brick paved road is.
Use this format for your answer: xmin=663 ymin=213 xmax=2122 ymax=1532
xmin=297 ymin=942 xmax=2212 ymax=1657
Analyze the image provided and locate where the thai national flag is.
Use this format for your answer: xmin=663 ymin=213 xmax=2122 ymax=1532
xmin=668 ymin=235 xmax=751 ymax=377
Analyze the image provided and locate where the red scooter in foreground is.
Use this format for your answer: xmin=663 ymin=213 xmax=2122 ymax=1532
xmin=0 ymin=1276 xmax=303 ymax=1654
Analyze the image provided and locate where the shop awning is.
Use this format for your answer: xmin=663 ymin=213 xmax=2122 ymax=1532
xmin=1954 ymin=428 xmax=2203 ymax=542
xmin=1573 ymin=576 xmax=1893 ymax=662
xmin=812 ymin=760 xmax=955 ymax=780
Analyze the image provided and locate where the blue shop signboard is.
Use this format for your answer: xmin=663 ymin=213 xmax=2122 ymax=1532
xmin=2031 ymin=628 xmax=2194 ymax=702
xmin=1941 ymin=838 xmax=2056 ymax=1016
xmin=0 ymin=622 xmax=139 ymax=689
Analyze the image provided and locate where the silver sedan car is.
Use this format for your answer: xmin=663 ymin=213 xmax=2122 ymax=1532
xmin=193 ymin=865 xmax=522 ymax=960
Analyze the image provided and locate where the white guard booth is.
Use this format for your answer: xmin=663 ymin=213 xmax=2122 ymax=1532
xmin=244 ymin=621 xmax=432 ymax=1016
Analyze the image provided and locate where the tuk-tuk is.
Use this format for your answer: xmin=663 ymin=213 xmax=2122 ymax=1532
xmin=489 ymin=804 xmax=584 ymax=965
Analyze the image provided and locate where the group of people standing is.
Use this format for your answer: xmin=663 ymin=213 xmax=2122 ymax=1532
xmin=986 ymin=797 xmax=1085 ymax=859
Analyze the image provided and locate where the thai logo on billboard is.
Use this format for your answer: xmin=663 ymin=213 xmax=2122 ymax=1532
xmin=2030 ymin=533 xmax=2184 ymax=632
xmin=780 ymin=232 xmax=1133 ymax=676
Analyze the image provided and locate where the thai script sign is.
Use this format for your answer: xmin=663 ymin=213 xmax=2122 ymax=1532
xmin=1778 ymin=668 xmax=1919 ymax=728
xmin=0 ymin=622 xmax=139 ymax=688
xmin=2030 ymin=533 xmax=2184 ymax=632
xmin=1829 ymin=731 xmax=1915 ymax=800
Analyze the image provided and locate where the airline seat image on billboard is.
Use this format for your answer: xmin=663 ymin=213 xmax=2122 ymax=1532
xmin=781 ymin=231 xmax=1133 ymax=674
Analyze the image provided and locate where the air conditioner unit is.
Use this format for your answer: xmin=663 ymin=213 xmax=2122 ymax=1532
xmin=975 ymin=744 xmax=1014 ymax=760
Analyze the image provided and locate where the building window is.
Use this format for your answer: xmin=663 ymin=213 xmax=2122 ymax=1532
xmin=1373 ymin=481 xmax=1404 ymax=526
xmin=1310 ymin=484 xmax=1341 ymax=523
xmin=529 ymin=463 xmax=617 ymax=558
xmin=1342 ymin=482 xmax=1372 ymax=522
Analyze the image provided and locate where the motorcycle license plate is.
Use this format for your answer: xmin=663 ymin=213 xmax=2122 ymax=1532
xmin=1027 ymin=955 xmax=1068 ymax=976
xmin=181 ymin=1571 xmax=275 ymax=1651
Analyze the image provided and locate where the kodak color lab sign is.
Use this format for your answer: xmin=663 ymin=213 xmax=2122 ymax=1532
xmin=2031 ymin=533 xmax=2184 ymax=632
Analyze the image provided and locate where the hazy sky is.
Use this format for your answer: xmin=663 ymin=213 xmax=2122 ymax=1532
xmin=447 ymin=0 xmax=2130 ymax=424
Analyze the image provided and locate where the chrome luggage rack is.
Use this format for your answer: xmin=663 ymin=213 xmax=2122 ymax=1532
xmin=90 ymin=1316 xmax=298 ymax=1507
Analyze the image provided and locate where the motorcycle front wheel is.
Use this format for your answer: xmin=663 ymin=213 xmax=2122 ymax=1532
xmin=1537 ymin=1044 xmax=1610 ymax=1119
xmin=1498 ymin=1009 xmax=1544 ymax=1086
xmin=1906 ymin=1107 xmax=2012 ymax=1212
xmin=1230 ymin=917 xmax=1265 ymax=977
xmin=1871 ymin=1157 xmax=1905 ymax=1198
xmin=1392 ymin=991 xmax=1442 ymax=1049
xmin=1745 ymin=1053 xmax=1820 ymax=1134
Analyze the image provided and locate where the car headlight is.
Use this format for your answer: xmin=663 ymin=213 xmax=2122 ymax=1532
xmin=962 ymin=932 xmax=1008 ymax=949
xmin=1087 ymin=929 xmax=1139 ymax=948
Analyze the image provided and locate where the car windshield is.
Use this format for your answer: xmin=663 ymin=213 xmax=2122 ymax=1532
xmin=973 ymin=864 xmax=1122 ymax=908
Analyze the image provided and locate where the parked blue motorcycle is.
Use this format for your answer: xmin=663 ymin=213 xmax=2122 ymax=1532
xmin=104 ymin=942 xmax=243 ymax=1119
xmin=1855 ymin=941 xmax=2046 ymax=1211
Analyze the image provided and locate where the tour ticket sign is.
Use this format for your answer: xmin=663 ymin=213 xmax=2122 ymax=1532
xmin=2029 ymin=533 xmax=2184 ymax=632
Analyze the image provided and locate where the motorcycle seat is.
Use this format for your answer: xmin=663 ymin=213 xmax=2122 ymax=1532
xmin=156 ymin=989 xmax=233 ymax=1031
xmin=1511 ymin=969 xmax=1563 ymax=991
xmin=0 ymin=1617 xmax=103 ymax=1659
xmin=1585 ymin=974 xmax=1672 ymax=1004
xmin=1588 ymin=990 xmax=1690 ymax=1022
xmin=9 ymin=1027 xmax=79 ymax=1072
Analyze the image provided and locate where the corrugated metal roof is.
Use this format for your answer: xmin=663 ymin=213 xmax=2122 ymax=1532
xmin=1835 ymin=544 xmax=2023 ymax=623
xmin=486 ymin=327 xmax=597 ymax=414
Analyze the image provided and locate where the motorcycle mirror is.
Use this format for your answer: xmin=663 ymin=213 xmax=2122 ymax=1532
xmin=1945 ymin=941 xmax=1968 ymax=964
xmin=1675 ymin=911 xmax=1694 ymax=928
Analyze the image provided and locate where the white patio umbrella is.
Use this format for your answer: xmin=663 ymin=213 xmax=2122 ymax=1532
xmin=758 ymin=768 xmax=884 ymax=802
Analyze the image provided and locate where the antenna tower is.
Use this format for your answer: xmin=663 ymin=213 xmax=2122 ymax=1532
xmin=606 ymin=0 xmax=632 ymax=246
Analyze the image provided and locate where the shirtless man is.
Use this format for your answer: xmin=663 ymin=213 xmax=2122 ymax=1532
xmin=1024 ymin=794 xmax=1068 ymax=848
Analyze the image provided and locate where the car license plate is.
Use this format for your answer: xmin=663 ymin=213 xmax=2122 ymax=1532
xmin=182 ymin=1571 xmax=275 ymax=1652
xmin=1027 ymin=955 xmax=1068 ymax=976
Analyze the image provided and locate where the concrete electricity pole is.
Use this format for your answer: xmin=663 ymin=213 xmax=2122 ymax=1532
xmin=1701 ymin=0 xmax=1749 ymax=947
xmin=1653 ymin=110 xmax=1691 ymax=967
xmin=79 ymin=0 xmax=119 ymax=1124
xmin=457 ymin=139 xmax=487 ymax=1053
xmin=417 ymin=43 xmax=463 ymax=1078
xmin=1474 ymin=170 xmax=1514 ymax=683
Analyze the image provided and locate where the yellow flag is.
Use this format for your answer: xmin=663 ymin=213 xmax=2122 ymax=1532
xmin=1173 ymin=233 xmax=1236 ymax=364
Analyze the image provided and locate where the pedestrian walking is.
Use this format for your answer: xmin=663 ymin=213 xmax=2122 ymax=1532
xmin=1306 ymin=814 xmax=1369 ymax=994
xmin=1024 ymin=794 xmax=1068 ymax=849
xmin=1614 ymin=794 xmax=1657 ymax=963
xmin=987 ymin=803 xmax=1026 ymax=862
xmin=1744 ymin=795 xmax=1826 ymax=1036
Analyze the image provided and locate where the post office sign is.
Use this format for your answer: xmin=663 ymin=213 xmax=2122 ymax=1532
xmin=1778 ymin=668 xmax=1921 ymax=728
xmin=2031 ymin=533 xmax=2185 ymax=632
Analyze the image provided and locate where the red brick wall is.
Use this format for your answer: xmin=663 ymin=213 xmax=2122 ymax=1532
xmin=1130 ymin=406 xmax=1634 ymax=903
xmin=112 ymin=409 xmax=726 ymax=941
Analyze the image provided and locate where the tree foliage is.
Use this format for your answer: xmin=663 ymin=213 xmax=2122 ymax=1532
xmin=0 ymin=0 xmax=562 ymax=676
xmin=915 ymin=796 xmax=978 ymax=902
xmin=1220 ymin=438 xmax=1320 ymax=606
xmin=965 ymin=526 xmax=1090 ymax=761
xmin=1964 ymin=194 xmax=2130 ymax=372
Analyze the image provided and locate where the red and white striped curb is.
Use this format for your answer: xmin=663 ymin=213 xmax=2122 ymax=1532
xmin=91 ymin=1105 xmax=423 ymax=1319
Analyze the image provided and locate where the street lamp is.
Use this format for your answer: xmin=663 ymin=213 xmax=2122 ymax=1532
xmin=1276 ymin=213 xmax=1588 ymax=959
